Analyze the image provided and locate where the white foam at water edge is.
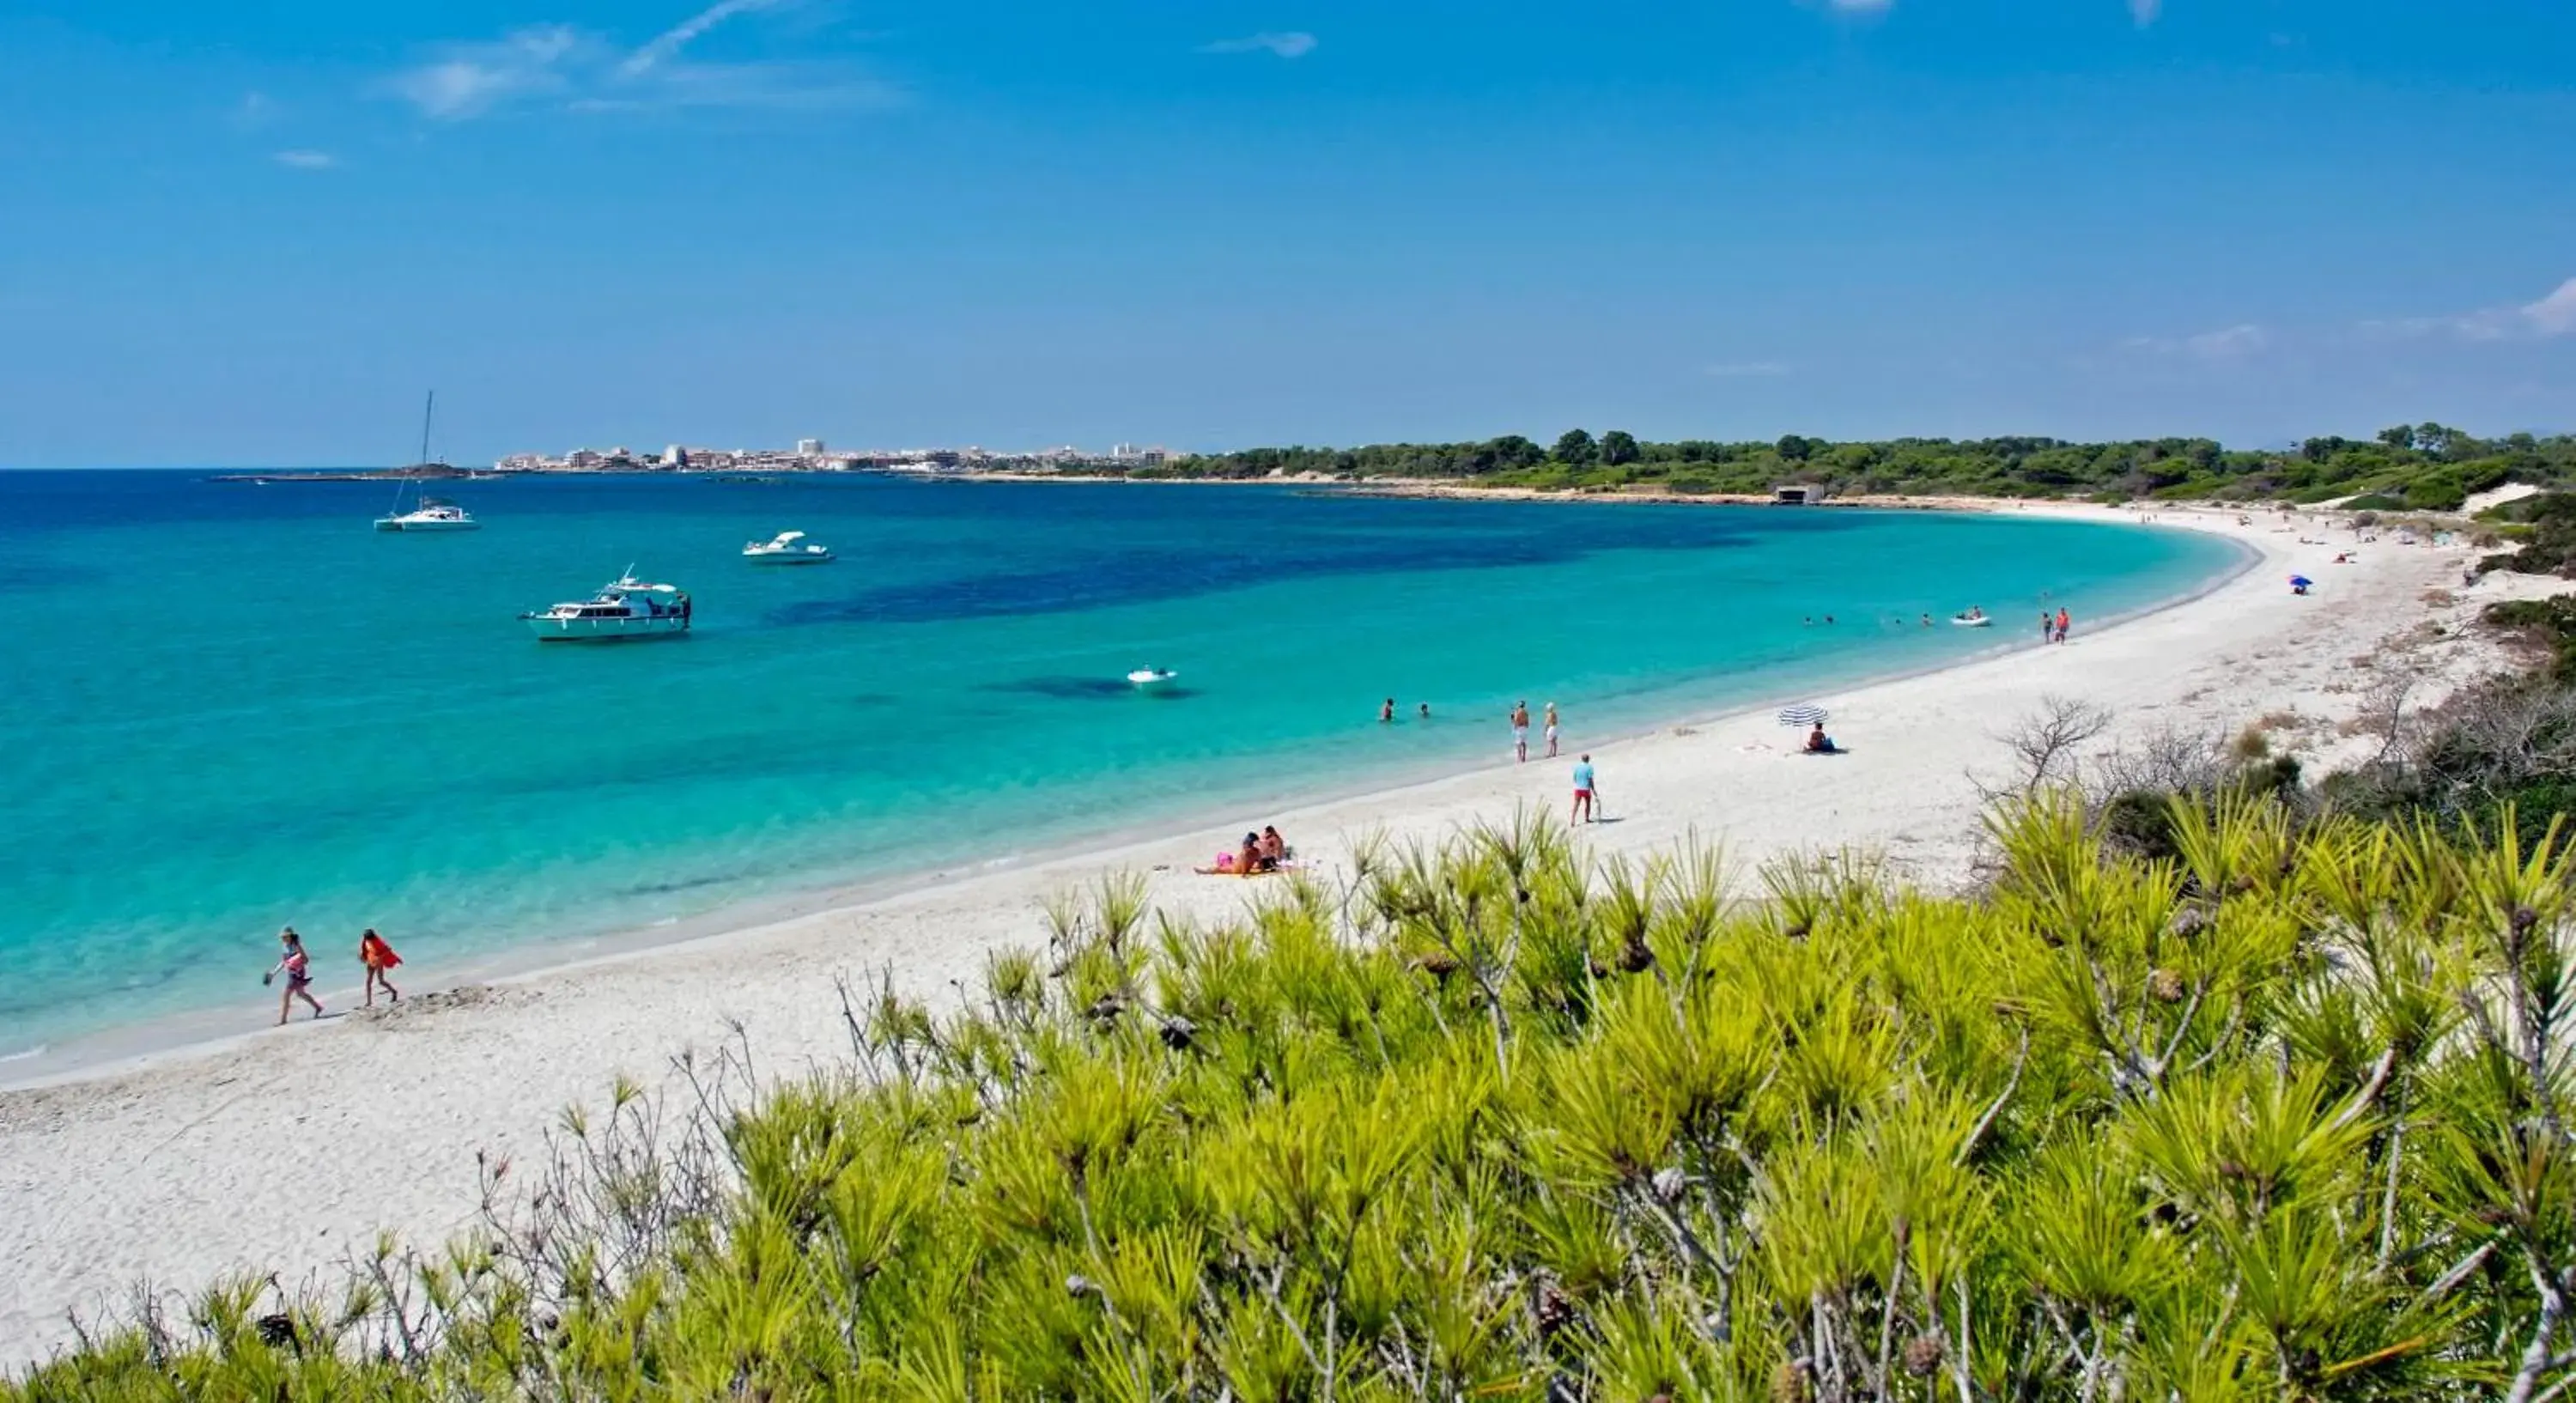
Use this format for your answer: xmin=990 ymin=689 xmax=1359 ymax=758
xmin=0 ymin=1044 xmax=47 ymax=1064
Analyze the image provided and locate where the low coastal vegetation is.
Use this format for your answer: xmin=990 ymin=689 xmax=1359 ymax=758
xmin=15 ymin=788 xmax=2576 ymax=1400
xmin=1103 ymin=423 xmax=2576 ymax=508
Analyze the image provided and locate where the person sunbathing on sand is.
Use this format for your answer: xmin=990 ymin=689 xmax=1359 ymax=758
xmin=1199 ymin=832 xmax=1268 ymax=877
xmin=1260 ymin=826 xmax=1288 ymax=868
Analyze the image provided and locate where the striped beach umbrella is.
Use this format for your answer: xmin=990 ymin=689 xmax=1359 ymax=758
xmin=1777 ymin=703 xmax=1830 ymax=728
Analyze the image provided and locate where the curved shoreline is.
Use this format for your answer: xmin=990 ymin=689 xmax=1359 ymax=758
xmin=0 ymin=501 xmax=2513 ymax=1367
xmin=0 ymin=507 xmax=2248 ymax=1090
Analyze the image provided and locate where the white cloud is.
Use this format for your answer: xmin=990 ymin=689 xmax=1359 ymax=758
xmin=1200 ymin=32 xmax=1318 ymax=58
xmin=2119 ymin=323 xmax=2267 ymax=361
xmin=1704 ymin=361 xmax=1790 ymax=378
xmin=2359 ymin=276 xmax=2576 ymax=343
xmin=272 ymin=149 xmax=337 ymax=170
xmin=388 ymin=25 xmax=587 ymax=120
xmin=622 ymin=0 xmax=786 ymax=76
xmin=2129 ymin=0 xmax=2162 ymax=27
xmin=386 ymin=7 xmax=896 ymax=121
xmin=2184 ymin=323 xmax=2264 ymax=358
xmin=2524 ymin=277 xmax=2576 ymax=337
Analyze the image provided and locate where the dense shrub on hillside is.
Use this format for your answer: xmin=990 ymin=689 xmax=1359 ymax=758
xmin=14 ymin=799 xmax=2576 ymax=1401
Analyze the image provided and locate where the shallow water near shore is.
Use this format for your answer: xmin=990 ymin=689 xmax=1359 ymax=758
xmin=0 ymin=472 xmax=2239 ymax=1056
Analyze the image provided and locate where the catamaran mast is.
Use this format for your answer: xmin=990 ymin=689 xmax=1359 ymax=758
xmin=419 ymin=390 xmax=436 ymax=467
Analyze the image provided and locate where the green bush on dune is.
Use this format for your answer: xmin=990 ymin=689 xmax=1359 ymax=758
xmin=15 ymin=793 xmax=2576 ymax=1401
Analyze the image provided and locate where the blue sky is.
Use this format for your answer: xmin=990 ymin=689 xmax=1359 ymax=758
xmin=2 ymin=0 xmax=2571 ymax=465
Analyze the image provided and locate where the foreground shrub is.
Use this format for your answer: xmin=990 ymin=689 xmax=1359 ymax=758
xmin=12 ymin=799 xmax=2576 ymax=1400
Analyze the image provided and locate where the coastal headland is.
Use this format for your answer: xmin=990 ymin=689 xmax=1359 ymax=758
xmin=0 ymin=500 xmax=2561 ymax=1365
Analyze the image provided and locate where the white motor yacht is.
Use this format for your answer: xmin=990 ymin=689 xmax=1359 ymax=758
xmin=1127 ymin=667 xmax=1178 ymax=687
xmin=521 ymin=574 xmax=694 ymax=641
xmin=744 ymin=530 xmax=833 ymax=564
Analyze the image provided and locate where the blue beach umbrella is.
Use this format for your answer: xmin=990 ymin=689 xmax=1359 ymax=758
xmin=2288 ymin=574 xmax=2313 ymax=588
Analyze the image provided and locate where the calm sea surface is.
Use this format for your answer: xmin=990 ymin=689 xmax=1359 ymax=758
xmin=0 ymin=472 xmax=2241 ymax=1054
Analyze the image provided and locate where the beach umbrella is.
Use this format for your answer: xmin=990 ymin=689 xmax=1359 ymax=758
xmin=1777 ymin=703 xmax=1830 ymax=727
xmin=2288 ymin=574 xmax=2313 ymax=588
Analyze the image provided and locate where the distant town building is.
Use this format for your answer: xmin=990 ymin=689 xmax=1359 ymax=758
xmin=796 ymin=438 xmax=825 ymax=456
xmin=663 ymin=444 xmax=688 ymax=467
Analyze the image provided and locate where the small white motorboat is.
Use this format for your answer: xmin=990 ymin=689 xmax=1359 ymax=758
xmin=521 ymin=574 xmax=693 ymax=642
xmin=1951 ymin=610 xmax=1991 ymax=628
xmin=1127 ymin=667 xmax=1178 ymax=687
xmin=744 ymin=530 xmax=833 ymax=564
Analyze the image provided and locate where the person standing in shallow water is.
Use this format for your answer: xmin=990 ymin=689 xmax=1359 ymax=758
xmin=2040 ymin=611 xmax=2052 ymax=644
xmin=1543 ymin=702 xmax=1560 ymax=758
xmin=264 ymin=926 xmax=323 ymax=1024
xmin=1510 ymin=701 xmax=1530 ymax=762
xmin=2055 ymin=607 xmax=2072 ymax=644
xmin=1380 ymin=697 xmax=1395 ymax=723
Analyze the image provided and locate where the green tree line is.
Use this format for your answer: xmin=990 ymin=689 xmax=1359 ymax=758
xmin=1109 ymin=422 xmax=2576 ymax=510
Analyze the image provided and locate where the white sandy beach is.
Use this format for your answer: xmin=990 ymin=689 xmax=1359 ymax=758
xmin=0 ymin=501 xmax=2556 ymax=1367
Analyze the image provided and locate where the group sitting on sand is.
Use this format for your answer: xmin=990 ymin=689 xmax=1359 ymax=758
xmin=1200 ymin=824 xmax=1295 ymax=876
xmin=262 ymin=926 xmax=404 ymax=1025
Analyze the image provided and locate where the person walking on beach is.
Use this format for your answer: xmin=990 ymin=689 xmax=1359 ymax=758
xmin=264 ymin=926 xmax=323 ymax=1024
xmin=359 ymin=928 xmax=403 ymax=1007
xmin=2039 ymin=611 xmax=2052 ymax=644
xmin=1571 ymin=754 xmax=1600 ymax=825
xmin=1543 ymin=702 xmax=1560 ymax=758
xmin=1511 ymin=701 xmax=1530 ymax=762
xmin=2054 ymin=607 xmax=2071 ymax=644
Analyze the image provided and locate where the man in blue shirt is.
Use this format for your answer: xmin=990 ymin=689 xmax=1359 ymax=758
xmin=1571 ymin=754 xmax=1600 ymax=825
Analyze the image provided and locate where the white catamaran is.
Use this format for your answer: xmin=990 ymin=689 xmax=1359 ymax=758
xmin=374 ymin=392 xmax=481 ymax=531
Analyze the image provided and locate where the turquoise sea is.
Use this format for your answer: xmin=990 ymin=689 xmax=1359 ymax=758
xmin=0 ymin=472 xmax=2243 ymax=1059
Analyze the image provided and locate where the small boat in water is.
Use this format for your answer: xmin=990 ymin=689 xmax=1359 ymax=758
xmin=1951 ymin=608 xmax=1990 ymax=628
xmin=521 ymin=574 xmax=694 ymax=641
xmin=374 ymin=392 xmax=479 ymax=531
xmin=375 ymin=495 xmax=479 ymax=531
xmin=744 ymin=530 xmax=833 ymax=564
xmin=1127 ymin=667 xmax=1178 ymax=687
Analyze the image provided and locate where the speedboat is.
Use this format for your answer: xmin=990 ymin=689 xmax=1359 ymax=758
xmin=374 ymin=496 xmax=479 ymax=531
xmin=1127 ymin=667 xmax=1178 ymax=687
xmin=744 ymin=530 xmax=833 ymax=564
xmin=521 ymin=574 xmax=693 ymax=642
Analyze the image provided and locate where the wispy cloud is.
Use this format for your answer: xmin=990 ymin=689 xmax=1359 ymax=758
xmin=386 ymin=4 xmax=896 ymax=121
xmin=2359 ymin=276 xmax=2576 ymax=343
xmin=1704 ymin=361 xmax=1790 ymax=378
xmin=272 ymin=149 xmax=338 ymax=170
xmin=388 ymin=25 xmax=586 ymax=120
xmin=1199 ymin=31 xmax=1318 ymax=58
xmin=622 ymin=0 xmax=785 ymax=76
xmin=2119 ymin=323 xmax=2267 ymax=361
xmin=2128 ymin=0 xmax=2163 ymax=27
